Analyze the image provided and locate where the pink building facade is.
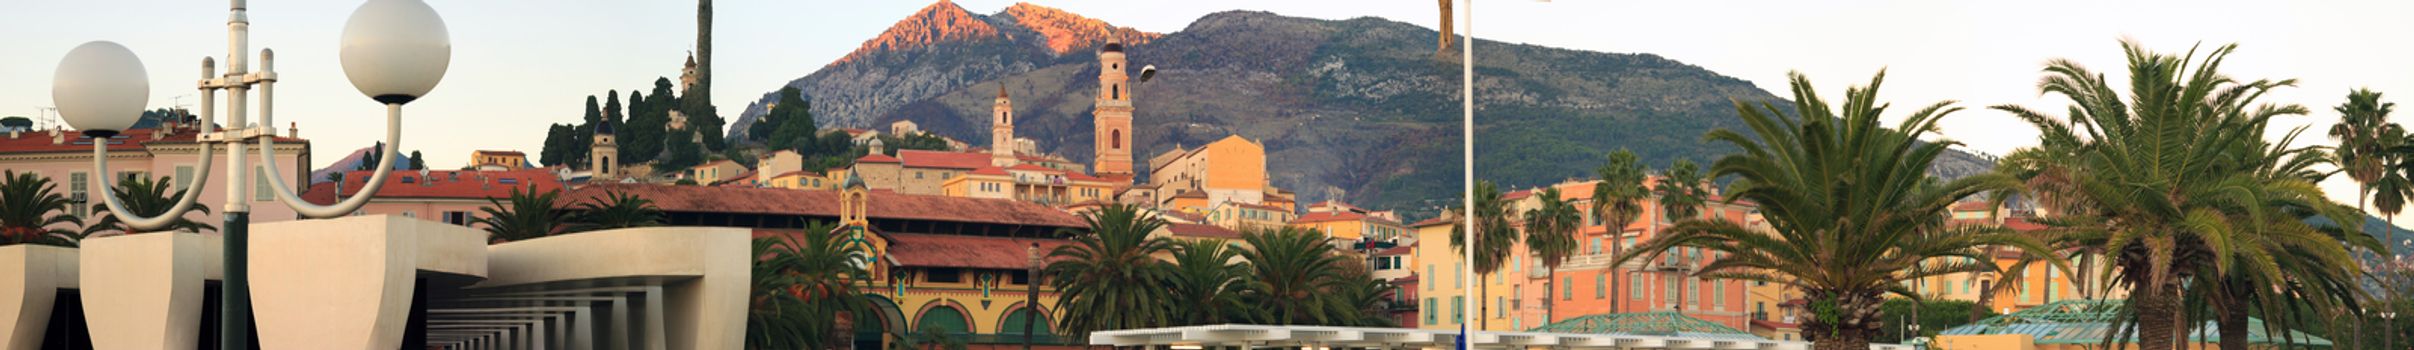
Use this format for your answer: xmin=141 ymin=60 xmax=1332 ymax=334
xmin=0 ymin=127 xmax=311 ymax=233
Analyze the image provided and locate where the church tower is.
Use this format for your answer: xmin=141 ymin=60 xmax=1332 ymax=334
xmin=591 ymin=118 xmax=618 ymax=180
xmin=1093 ymin=41 xmax=1135 ymax=176
xmin=991 ymin=83 xmax=1018 ymax=167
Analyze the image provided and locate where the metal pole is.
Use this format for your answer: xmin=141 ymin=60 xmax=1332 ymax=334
xmin=220 ymin=1 xmax=254 ymax=347
xmin=1458 ymin=0 xmax=1475 ymax=345
xmin=1027 ymin=243 xmax=1041 ymax=350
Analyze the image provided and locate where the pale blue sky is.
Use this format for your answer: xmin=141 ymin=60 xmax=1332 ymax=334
xmin=7 ymin=1 xmax=2413 ymax=221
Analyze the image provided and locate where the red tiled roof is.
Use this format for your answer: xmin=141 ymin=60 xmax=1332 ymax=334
xmin=0 ymin=127 xmax=305 ymax=154
xmin=475 ymin=150 xmax=526 ymax=156
xmin=967 ymin=167 xmax=1010 ymax=176
xmin=1952 ymin=201 xmax=1994 ymax=211
xmin=884 ymin=232 xmax=1071 ymax=269
xmin=1166 ymin=223 xmax=1241 ymax=239
xmin=1160 ymin=211 xmax=1207 ymax=223
xmin=1064 ymin=172 xmax=1106 ymax=182
xmin=1006 ymin=164 xmax=1059 ymax=173
xmin=561 ymin=183 xmax=1084 ymax=228
xmin=765 ymin=170 xmax=823 ymax=179
xmin=302 ymin=168 xmax=564 ymax=204
xmin=1503 ymin=189 xmax=1534 ymax=200
xmin=2004 ymin=217 xmax=2047 ymax=232
xmin=1290 ymin=211 xmax=1370 ymax=224
xmin=856 ymin=153 xmax=901 ymax=163
xmin=1170 ymin=191 xmax=1208 ymax=199
xmin=1093 ymin=173 xmax=1137 ymax=185
xmin=1410 ymin=216 xmax=1457 ymax=227
xmin=897 ymin=150 xmax=988 ymax=169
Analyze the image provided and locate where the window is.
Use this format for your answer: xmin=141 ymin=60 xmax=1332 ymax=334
xmin=1596 ymin=273 xmax=1607 ymax=299
xmin=1113 ymin=85 xmax=1121 ymax=100
xmin=255 ymin=166 xmax=275 ymax=199
xmin=1497 ymin=296 xmax=1506 ymax=317
xmin=175 ymin=166 xmax=194 ymax=190
xmin=69 ymin=172 xmax=89 ymax=218
xmin=926 ymin=268 xmax=963 ymax=283
xmin=1591 ymin=237 xmax=1603 ymax=255
xmin=1111 ymin=130 xmax=1122 ymax=149
xmin=1714 ymin=280 xmax=1727 ymax=310
xmin=1426 ymin=265 xmax=1435 ymax=290
xmin=442 ymin=211 xmax=472 ymax=226
xmin=401 ymin=210 xmax=416 ymax=218
xmin=1630 ymin=272 xmax=1644 ymax=300
xmin=1686 ymin=278 xmax=1700 ymax=309
xmin=916 ymin=171 xmax=924 ymax=179
xmin=1562 ymin=277 xmax=1573 ymax=300
xmin=1010 ymin=270 xmax=1030 ymax=285
xmin=1455 ymin=263 xmax=1463 ymax=286
xmin=1664 ymin=276 xmax=1678 ymax=308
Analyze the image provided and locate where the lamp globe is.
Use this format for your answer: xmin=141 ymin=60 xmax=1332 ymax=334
xmin=52 ymin=41 xmax=149 ymax=137
xmin=339 ymin=0 xmax=450 ymax=105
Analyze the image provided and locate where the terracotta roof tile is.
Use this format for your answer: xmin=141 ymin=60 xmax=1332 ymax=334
xmin=968 ymin=167 xmax=1010 ymax=176
xmin=302 ymin=168 xmax=565 ymax=204
xmin=856 ymin=153 xmax=901 ymax=163
xmin=883 ymin=232 xmax=1071 ymax=269
xmin=561 ymin=183 xmax=1084 ymax=228
xmin=897 ymin=150 xmax=989 ymax=169
xmin=0 ymin=127 xmax=305 ymax=154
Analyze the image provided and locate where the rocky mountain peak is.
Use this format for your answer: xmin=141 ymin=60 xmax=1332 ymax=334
xmin=830 ymin=0 xmax=1004 ymax=67
xmin=997 ymin=3 xmax=1161 ymax=55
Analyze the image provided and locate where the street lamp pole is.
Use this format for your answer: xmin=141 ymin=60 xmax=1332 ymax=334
xmin=52 ymin=1 xmax=452 ymax=347
xmin=1457 ymin=0 xmax=1476 ymax=343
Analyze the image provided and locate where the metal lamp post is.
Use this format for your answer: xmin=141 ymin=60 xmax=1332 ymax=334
xmin=51 ymin=0 xmax=451 ymax=348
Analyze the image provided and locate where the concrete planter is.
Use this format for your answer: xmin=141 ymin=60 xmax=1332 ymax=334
xmin=78 ymin=233 xmax=214 ymax=350
xmin=0 ymin=244 xmax=78 ymax=350
xmin=249 ymin=215 xmax=486 ymax=350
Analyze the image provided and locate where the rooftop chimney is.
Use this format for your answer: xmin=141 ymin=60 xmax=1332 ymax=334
xmin=288 ymin=122 xmax=298 ymax=138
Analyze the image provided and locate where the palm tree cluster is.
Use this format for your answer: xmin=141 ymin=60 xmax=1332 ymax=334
xmin=471 ymin=188 xmax=665 ymax=243
xmin=748 ymin=222 xmax=873 ymax=350
xmin=0 ymin=171 xmax=81 ymax=246
xmin=2000 ymin=41 xmax=2381 ymax=350
xmin=1047 ymin=204 xmax=1397 ymax=339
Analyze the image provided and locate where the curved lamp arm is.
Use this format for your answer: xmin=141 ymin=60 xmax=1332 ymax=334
xmin=92 ymin=116 xmax=216 ymax=231
xmin=254 ymin=103 xmax=401 ymax=218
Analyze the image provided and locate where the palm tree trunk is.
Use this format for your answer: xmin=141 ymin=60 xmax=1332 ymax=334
xmin=1610 ymin=231 xmax=1623 ymax=313
xmin=1478 ymin=272 xmax=1490 ymax=330
xmin=2216 ymin=300 xmax=2249 ymax=350
xmin=2133 ymin=283 xmax=2183 ymax=350
xmin=1969 ymin=286 xmax=1994 ymax=323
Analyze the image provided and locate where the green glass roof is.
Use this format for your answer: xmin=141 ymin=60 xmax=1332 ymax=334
xmin=1940 ymin=299 xmax=2332 ymax=346
xmin=1527 ymin=312 xmax=1767 ymax=341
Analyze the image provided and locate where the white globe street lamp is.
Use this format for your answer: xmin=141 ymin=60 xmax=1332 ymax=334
xmin=50 ymin=0 xmax=450 ymax=347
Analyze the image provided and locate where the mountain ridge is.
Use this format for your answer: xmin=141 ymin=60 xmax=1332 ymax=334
xmin=734 ymin=5 xmax=1995 ymax=217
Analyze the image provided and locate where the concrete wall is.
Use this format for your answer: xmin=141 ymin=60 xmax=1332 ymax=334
xmin=79 ymin=232 xmax=213 ymax=350
xmin=250 ymin=216 xmax=488 ymax=349
xmin=482 ymin=227 xmax=749 ymax=349
xmin=0 ymin=245 xmax=77 ymax=349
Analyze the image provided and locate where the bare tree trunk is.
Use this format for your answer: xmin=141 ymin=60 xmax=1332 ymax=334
xmin=1434 ymin=0 xmax=1453 ymax=55
xmin=1478 ymin=272 xmax=1489 ymax=330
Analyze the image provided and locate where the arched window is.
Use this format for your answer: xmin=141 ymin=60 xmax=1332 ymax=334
xmin=601 ymin=157 xmax=611 ymax=173
xmin=1111 ymin=130 xmax=1123 ymax=149
xmin=1112 ymin=85 xmax=1121 ymax=100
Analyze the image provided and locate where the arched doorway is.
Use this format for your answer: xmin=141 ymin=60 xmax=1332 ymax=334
xmin=913 ymin=305 xmax=970 ymax=337
xmin=998 ymin=306 xmax=1053 ymax=344
xmin=860 ymin=295 xmax=906 ymax=350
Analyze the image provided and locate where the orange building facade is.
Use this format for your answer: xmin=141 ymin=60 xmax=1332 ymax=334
xmin=1412 ymin=178 xmax=1758 ymax=331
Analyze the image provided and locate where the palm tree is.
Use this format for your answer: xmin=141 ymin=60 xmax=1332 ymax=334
xmin=1591 ymin=149 xmax=1650 ymax=312
xmin=473 ymin=187 xmax=575 ymax=243
xmin=1045 ymin=203 xmax=1175 ymax=338
xmin=571 ymin=190 xmax=662 ymax=232
xmin=1613 ymin=70 xmax=2043 ymax=350
xmin=1654 ymin=159 xmax=1707 ymax=311
xmin=0 ymin=171 xmax=81 ymax=246
xmin=1996 ymin=41 xmax=2368 ymax=350
xmin=2331 ymin=88 xmax=2400 ymax=223
xmin=1448 ymin=180 xmax=1518 ymax=329
xmin=1239 ymin=226 xmax=1350 ymax=325
xmin=1167 ymin=239 xmax=1255 ymax=325
xmin=82 ymin=175 xmax=213 ymax=237
xmin=748 ymin=222 xmax=872 ymax=349
xmin=1326 ymin=257 xmax=1401 ymax=327
xmin=1522 ymin=186 xmax=1580 ymax=322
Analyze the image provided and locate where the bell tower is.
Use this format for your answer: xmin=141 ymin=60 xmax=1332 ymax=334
xmin=991 ymin=83 xmax=1017 ymax=167
xmin=1093 ymin=41 xmax=1135 ymax=176
xmin=591 ymin=118 xmax=618 ymax=180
